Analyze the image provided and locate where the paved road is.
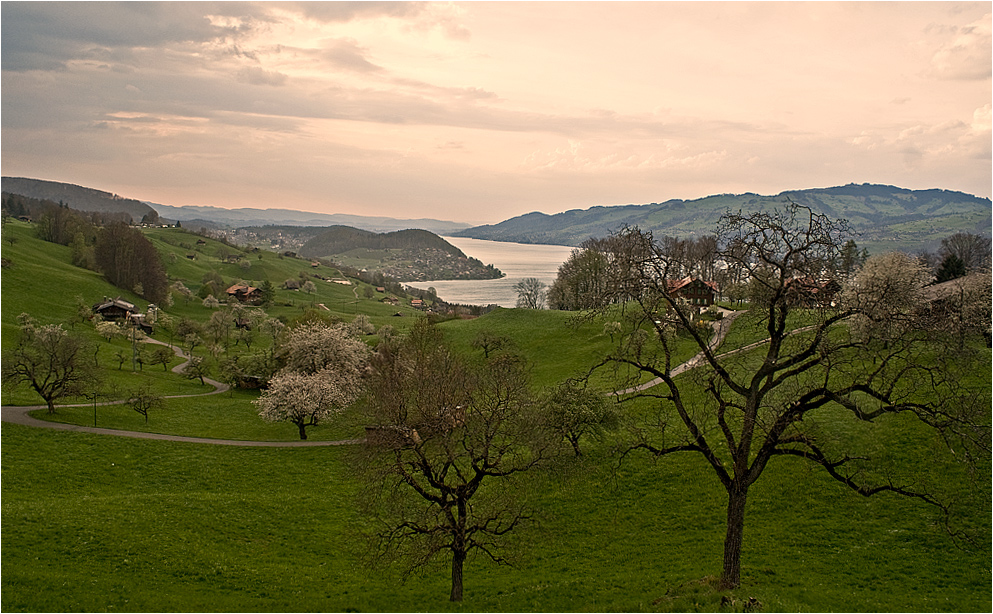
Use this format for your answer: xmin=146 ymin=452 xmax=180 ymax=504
xmin=1 ymin=337 xmax=358 ymax=447
xmin=4 ymin=311 xmax=775 ymax=444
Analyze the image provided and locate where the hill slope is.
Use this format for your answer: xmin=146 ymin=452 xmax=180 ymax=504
xmin=2 ymin=177 xmax=154 ymax=222
xmin=454 ymin=184 xmax=992 ymax=250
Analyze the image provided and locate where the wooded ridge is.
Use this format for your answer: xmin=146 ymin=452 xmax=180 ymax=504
xmin=453 ymin=184 xmax=992 ymax=250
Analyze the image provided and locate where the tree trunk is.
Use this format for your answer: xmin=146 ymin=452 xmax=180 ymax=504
xmin=569 ymin=434 xmax=583 ymax=457
xmin=297 ymin=422 xmax=308 ymax=440
xmin=720 ymin=486 xmax=749 ymax=590
xmin=450 ymin=548 xmax=466 ymax=602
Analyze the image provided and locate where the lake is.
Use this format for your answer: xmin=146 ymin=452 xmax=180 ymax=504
xmin=406 ymin=237 xmax=575 ymax=307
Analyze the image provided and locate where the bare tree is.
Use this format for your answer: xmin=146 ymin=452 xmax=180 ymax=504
xmin=2 ymin=319 xmax=95 ymax=413
xmin=470 ymin=331 xmax=512 ymax=359
xmin=513 ymin=277 xmax=547 ymax=309
xmin=358 ymin=321 xmax=550 ymax=601
xmin=940 ymin=232 xmax=991 ymax=272
xmin=587 ymin=202 xmax=990 ymax=590
xmin=127 ymin=383 xmax=163 ymax=423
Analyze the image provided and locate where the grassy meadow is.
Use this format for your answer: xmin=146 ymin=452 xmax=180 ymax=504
xmin=1 ymin=219 xmax=990 ymax=611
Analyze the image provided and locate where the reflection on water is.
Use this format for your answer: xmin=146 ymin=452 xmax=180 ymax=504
xmin=406 ymin=236 xmax=575 ymax=307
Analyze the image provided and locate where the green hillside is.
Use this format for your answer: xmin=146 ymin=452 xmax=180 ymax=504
xmin=455 ymin=184 xmax=992 ymax=251
xmin=1 ymin=218 xmax=989 ymax=612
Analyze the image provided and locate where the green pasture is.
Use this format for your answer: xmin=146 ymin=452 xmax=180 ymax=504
xmin=2 ymin=409 xmax=989 ymax=612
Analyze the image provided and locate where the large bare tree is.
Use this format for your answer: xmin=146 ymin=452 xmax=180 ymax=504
xmin=586 ymin=202 xmax=990 ymax=590
xmin=357 ymin=321 xmax=550 ymax=601
xmin=2 ymin=318 xmax=96 ymax=413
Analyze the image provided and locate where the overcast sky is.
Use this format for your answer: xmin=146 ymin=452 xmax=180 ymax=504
xmin=2 ymin=2 xmax=990 ymax=223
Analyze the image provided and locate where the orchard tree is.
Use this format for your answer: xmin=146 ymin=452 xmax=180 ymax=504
xmin=127 ymin=384 xmax=163 ymax=423
xmin=357 ymin=321 xmax=551 ymax=602
xmin=543 ymin=379 xmax=618 ymax=457
xmin=587 ymin=202 xmax=990 ymax=590
xmin=149 ymin=345 xmax=175 ymax=371
xmin=2 ymin=319 xmax=96 ymax=413
xmin=181 ymin=356 xmax=210 ymax=385
xmin=254 ymin=371 xmax=358 ymax=440
xmin=254 ymin=321 xmax=369 ymax=439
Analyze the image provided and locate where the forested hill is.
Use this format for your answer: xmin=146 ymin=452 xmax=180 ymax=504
xmin=2 ymin=177 xmax=154 ymax=221
xmin=300 ymin=227 xmax=461 ymax=258
xmin=454 ymin=184 xmax=992 ymax=250
xmin=299 ymin=226 xmax=503 ymax=282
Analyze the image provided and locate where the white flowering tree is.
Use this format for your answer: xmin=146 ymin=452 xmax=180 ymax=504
xmin=254 ymin=370 xmax=356 ymax=440
xmin=254 ymin=322 xmax=368 ymax=439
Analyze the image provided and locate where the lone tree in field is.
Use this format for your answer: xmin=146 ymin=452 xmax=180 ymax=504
xmin=253 ymin=321 xmax=368 ymax=439
xmin=513 ymin=277 xmax=547 ymax=309
xmin=543 ymin=379 xmax=618 ymax=457
xmin=585 ymin=202 xmax=990 ymax=590
xmin=358 ymin=321 xmax=551 ymax=602
xmin=2 ymin=317 xmax=95 ymax=413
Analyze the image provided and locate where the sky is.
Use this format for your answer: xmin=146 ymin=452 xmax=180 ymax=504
xmin=1 ymin=2 xmax=990 ymax=224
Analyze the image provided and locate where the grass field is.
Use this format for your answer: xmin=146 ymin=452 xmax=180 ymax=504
xmin=2 ymin=416 xmax=988 ymax=612
xmin=2 ymin=219 xmax=990 ymax=611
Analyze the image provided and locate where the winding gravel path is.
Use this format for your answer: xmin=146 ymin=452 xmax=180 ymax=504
xmin=1 ymin=337 xmax=358 ymax=447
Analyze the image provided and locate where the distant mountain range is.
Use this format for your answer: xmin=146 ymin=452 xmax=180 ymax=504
xmin=1 ymin=177 xmax=471 ymax=235
xmin=146 ymin=202 xmax=472 ymax=235
xmin=4 ymin=177 xmax=989 ymax=254
xmin=452 ymin=184 xmax=992 ymax=251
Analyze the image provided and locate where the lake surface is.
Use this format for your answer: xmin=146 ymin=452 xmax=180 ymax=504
xmin=406 ymin=237 xmax=575 ymax=307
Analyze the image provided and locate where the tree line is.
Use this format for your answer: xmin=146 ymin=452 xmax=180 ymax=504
xmin=3 ymin=194 xmax=168 ymax=304
xmin=537 ymin=226 xmax=989 ymax=312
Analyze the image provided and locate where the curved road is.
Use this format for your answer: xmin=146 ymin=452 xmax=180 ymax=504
xmin=1 ymin=337 xmax=358 ymax=447
xmin=4 ymin=311 xmax=758 ymax=445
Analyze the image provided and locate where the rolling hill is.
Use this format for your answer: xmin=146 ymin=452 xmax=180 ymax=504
xmin=453 ymin=184 xmax=992 ymax=251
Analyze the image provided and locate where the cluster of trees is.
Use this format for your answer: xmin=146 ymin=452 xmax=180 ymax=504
xmin=547 ymin=223 xmax=989 ymax=312
xmin=94 ymin=222 xmax=168 ymax=304
xmin=16 ymin=198 xmax=168 ymax=304
xmin=919 ymin=232 xmax=992 ymax=283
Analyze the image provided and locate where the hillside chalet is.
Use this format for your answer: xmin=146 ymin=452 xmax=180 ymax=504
xmin=226 ymin=284 xmax=263 ymax=304
xmin=667 ymin=277 xmax=719 ymax=307
xmin=92 ymin=296 xmax=136 ymax=321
